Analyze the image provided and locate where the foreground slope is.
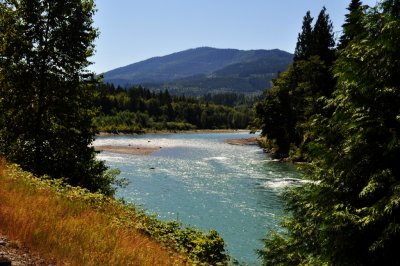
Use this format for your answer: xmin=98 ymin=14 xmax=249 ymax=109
xmin=0 ymin=157 xmax=227 ymax=265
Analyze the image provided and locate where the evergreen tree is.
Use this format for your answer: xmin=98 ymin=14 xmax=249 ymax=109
xmin=255 ymin=70 xmax=297 ymax=157
xmin=308 ymin=7 xmax=336 ymax=98
xmin=382 ymin=0 xmax=400 ymax=17
xmin=255 ymin=56 xmax=330 ymax=158
xmin=312 ymin=7 xmax=335 ymax=65
xmin=256 ymin=7 xmax=335 ymax=159
xmin=259 ymin=1 xmax=400 ymax=264
xmin=294 ymin=11 xmax=314 ymax=61
xmin=0 ymin=0 xmax=115 ymax=195
xmin=338 ymin=0 xmax=365 ymax=49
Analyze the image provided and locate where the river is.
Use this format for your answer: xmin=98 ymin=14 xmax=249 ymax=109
xmin=94 ymin=132 xmax=299 ymax=265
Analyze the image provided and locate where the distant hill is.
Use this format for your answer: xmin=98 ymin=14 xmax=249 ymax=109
xmin=103 ymin=47 xmax=293 ymax=95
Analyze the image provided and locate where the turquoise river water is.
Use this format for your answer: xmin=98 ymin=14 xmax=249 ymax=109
xmin=94 ymin=132 xmax=300 ymax=265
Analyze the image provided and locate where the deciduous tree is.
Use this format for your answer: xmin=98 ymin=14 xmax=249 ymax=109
xmin=0 ymin=0 xmax=115 ymax=195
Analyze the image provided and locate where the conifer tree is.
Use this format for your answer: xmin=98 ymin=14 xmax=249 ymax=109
xmin=338 ymin=0 xmax=365 ymax=49
xmin=294 ymin=11 xmax=314 ymax=61
xmin=312 ymin=7 xmax=335 ymax=65
xmin=382 ymin=0 xmax=400 ymax=17
xmin=257 ymin=7 xmax=335 ymax=158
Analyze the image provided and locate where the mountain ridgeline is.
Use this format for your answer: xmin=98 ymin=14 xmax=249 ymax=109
xmin=103 ymin=47 xmax=293 ymax=96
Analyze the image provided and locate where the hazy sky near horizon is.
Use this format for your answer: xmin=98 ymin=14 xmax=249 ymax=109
xmin=90 ymin=0 xmax=378 ymax=73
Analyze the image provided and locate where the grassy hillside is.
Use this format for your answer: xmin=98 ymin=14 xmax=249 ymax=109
xmin=0 ymin=157 xmax=227 ymax=265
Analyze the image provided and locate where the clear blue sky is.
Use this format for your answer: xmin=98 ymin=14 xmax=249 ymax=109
xmin=90 ymin=0 xmax=378 ymax=73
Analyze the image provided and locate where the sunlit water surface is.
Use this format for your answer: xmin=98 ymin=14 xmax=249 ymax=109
xmin=94 ymin=132 xmax=299 ymax=265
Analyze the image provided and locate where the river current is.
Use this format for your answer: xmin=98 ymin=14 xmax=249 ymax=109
xmin=94 ymin=132 xmax=299 ymax=265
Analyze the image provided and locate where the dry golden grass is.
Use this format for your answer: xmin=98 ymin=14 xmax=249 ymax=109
xmin=0 ymin=157 xmax=185 ymax=265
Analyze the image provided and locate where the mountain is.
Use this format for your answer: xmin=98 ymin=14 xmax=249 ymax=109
xmin=103 ymin=47 xmax=293 ymax=95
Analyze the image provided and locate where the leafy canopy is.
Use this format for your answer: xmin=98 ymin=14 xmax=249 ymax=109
xmin=0 ymin=0 xmax=115 ymax=195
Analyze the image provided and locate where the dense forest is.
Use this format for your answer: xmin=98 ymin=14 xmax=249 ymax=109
xmin=94 ymin=83 xmax=255 ymax=132
xmin=256 ymin=0 xmax=400 ymax=265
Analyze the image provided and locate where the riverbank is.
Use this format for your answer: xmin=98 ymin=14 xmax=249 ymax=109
xmin=97 ymin=129 xmax=252 ymax=136
xmin=0 ymin=157 xmax=227 ymax=265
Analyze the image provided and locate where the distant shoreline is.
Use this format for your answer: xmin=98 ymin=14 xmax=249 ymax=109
xmin=96 ymin=129 xmax=254 ymax=136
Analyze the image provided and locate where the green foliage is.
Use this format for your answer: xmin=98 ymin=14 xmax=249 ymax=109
xmin=94 ymin=83 xmax=254 ymax=131
xmin=338 ymin=0 xmax=365 ymax=49
xmin=259 ymin=1 xmax=400 ymax=265
xmin=312 ymin=7 xmax=335 ymax=65
xmin=203 ymin=92 xmax=255 ymax=107
xmin=294 ymin=7 xmax=335 ymax=65
xmin=255 ymin=56 xmax=333 ymax=158
xmin=93 ymin=111 xmax=146 ymax=133
xmin=255 ymin=70 xmax=296 ymax=157
xmin=0 ymin=0 xmax=113 ymax=195
xmin=135 ymin=217 xmax=227 ymax=265
xmin=255 ymin=7 xmax=335 ymax=160
xmin=294 ymin=11 xmax=314 ymax=61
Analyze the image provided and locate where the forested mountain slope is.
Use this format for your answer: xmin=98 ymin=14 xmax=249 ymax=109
xmin=103 ymin=47 xmax=293 ymax=95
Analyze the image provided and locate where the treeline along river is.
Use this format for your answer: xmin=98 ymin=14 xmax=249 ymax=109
xmin=94 ymin=132 xmax=300 ymax=265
